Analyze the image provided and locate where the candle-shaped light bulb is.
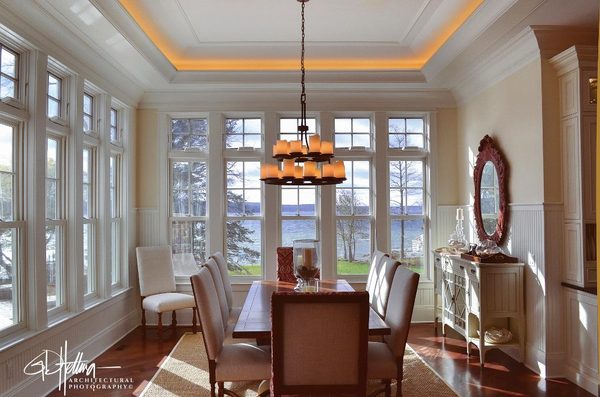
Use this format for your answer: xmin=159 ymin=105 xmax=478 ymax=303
xmin=275 ymin=140 xmax=290 ymax=155
xmin=294 ymin=165 xmax=303 ymax=179
xmin=270 ymin=164 xmax=280 ymax=178
xmin=321 ymin=141 xmax=333 ymax=154
xmin=323 ymin=163 xmax=334 ymax=178
xmin=309 ymin=134 xmax=321 ymax=153
xmin=304 ymin=161 xmax=316 ymax=177
xmin=334 ymin=160 xmax=345 ymax=178
xmin=290 ymin=140 xmax=302 ymax=154
xmin=283 ymin=159 xmax=295 ymax=177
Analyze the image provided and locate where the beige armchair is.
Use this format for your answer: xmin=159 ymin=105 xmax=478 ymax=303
xmin=136 ymin=246 xmax=197 ymax=335
xmin=367 ymin=266 xmax=420 ymax=397
xmin=190 ymin=268 xmax=270 ymax=397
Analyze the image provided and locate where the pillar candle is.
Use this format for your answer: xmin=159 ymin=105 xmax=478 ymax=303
xmin=294 ymin=165 xmax=303 ymax=179
xmin=290 ymin=140 xmax=302 ymax=154
xmin=274 ymin=140 xmax=289 ymax=155
xmin=309 ymin=134 xmax=321 ymax=153
xmin=323 ymin=164 xmax=334 ymax=178
xmin=283 ymin=159 xmax=295 ymax=177
xmin=321 ymin=141 xmax=333 ymax=154
xmin=334 ymin=160 xmax=346 ymax=178
xmin=304 ymin=161 xmax=316 ymax=177
xmin=260 ymin=164 xmax=268 ymax=179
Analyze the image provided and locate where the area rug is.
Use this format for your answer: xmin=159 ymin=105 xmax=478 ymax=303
xmin=138 ymin=333 xmax=457 ymax=397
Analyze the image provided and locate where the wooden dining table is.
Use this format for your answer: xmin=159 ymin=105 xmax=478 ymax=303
xmin=232 ymin=279 xmax=391 ymax=339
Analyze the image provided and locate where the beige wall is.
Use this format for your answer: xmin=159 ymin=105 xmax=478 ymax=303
xmin=135 ymin=108 xmax=160 ymax=208
xmin=436 ymin=107 xmax=459 ymax=204
xmin=541 ymin=59 xmax=563 ymax=203
xmin=456 ymin=59 xmax=544 ymax=205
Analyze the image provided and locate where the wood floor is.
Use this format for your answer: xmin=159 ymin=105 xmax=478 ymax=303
xmin=48 ymin=323 xmax=594 ymax=397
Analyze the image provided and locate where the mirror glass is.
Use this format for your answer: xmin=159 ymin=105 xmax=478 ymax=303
xmin=480 ymin=161 xmax=499 ymax=236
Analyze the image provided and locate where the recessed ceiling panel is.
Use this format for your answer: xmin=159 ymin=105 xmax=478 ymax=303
xmin=118 ymin=0 xmax=483 ymax=70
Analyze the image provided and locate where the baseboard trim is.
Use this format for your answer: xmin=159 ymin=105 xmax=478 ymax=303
xmin=565 ymin=363 xmax=599 ymax=396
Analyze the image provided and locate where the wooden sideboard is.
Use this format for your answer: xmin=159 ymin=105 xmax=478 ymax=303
xmin=434 ymin=253 xmax=525 ymax=366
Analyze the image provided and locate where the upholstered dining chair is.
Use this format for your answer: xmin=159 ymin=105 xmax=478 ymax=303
xmin=209 ymin=252 xmax=235 ymax=313
xmin=136 ymin=246 xmax=197 ymax=335
xmin=368 ymin=254 xmax=400 ymax=319
xmin=190 ymin=268 xmax=271 ymax=397
xmin=366 ymin=250 xmax=389 ymax=298
xmin=270 ymin=291 xmax=369 ymax=397
xmin=367 ymin=266 xmax=420 ymax=397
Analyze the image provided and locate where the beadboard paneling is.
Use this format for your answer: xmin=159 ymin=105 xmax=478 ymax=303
xmin=136 ymin=208 xmax=161 ymax=246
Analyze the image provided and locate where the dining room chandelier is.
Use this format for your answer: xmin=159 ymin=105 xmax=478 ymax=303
xmin=260 ymin=0 xmax=346 ymax=186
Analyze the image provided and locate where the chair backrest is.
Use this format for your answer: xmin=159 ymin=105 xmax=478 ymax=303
xmin=366 ymin=250 xmax=389 ymax=301
xmin=276 ymin=247 xmax=295 ymax=283
xmin=384 ymin=267 xmax=420 ymax=358
xmin=210 ymin=251 xmax=233 ymax=310
xmin=204 ymin=258 xmax=230 ymax=328
xmin=271 ymin=291 xmax=369 ymax=397
xmin=172 ymin=252 xmax=200 ymax=277
xmin=136 ymin=246 xmax=176 ymax=297
xmin=190 ymin=268 xmax=225 ymax=361
xmin=370 ymin=256 xmax=400 ymax=318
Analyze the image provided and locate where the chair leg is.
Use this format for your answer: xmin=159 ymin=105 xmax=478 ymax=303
xmin=396 ymin=366 xmax=404 ymax=397
xmin=172 ymin=311 xmax=177 ymax=329
xmin=192 ymin=308 xmax=197 ymax=333
xmin=385 ymin=380 xmax=391 ymax=397
xmin=218 ymin=381 xmax=224 ymax=397
xmin=210 ymin=381 xmax=216 ymax=397
xmin=140 ymin=298 xmax=146 ymax=329
xmin=157 ymin=312 xmax=163 ymax=336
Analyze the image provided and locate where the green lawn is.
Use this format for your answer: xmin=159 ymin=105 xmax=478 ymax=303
xmin=228 ymin=258 xmax=424 ymax=277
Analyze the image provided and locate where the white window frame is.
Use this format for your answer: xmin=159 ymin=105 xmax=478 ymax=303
xmin=82 ymin=143 xmax=97 ymax=298
xmin=169 ymin=153 xmax=209 ymax=263
xmin=386 ymin=114 xmax=431 ymax=280
xmin=224 ymin=117 xmax=263 ymax=149
xmin=334 ymin=116 xmax=373 ymax=150
xmin=0 ymin=44 xmax=19 ymax=100
xmin=0 ymin=118 xmax=25 ymax=338
xmin=45 ymin=132 xmax=67 ymax=315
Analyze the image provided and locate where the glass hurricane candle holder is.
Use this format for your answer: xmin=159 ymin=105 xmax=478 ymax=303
xmin=293 ymin=239 xmax=320 ymax=291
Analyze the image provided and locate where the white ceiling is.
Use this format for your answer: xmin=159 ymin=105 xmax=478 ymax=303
xmin=115 ymin=0 xmax=479 ymax=68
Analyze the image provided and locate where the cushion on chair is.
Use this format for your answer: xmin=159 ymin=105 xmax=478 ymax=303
xmin=276 ymin=247 xmax=295 ymax=283
xmin=204 ymin=258 xmax=230 ymax=330
xmin=367 ymin=341 xmax=397 ymax=379
xmin=371 ymin=256 xmax=401 ymax=318
xmin=210 ymin=252 xmax=233 ymax=310
xmin=215 ymin=344 xmax=271 ymax=382
xmin=136 ymin=246 xmax=177 ymax=297
xmin=142 ymin=292 xmax=196 ymax=313
xmin=190 ymin=269 xmax=226 ymax=361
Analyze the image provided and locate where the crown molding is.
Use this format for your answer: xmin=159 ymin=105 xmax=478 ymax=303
xmin=549 ymin=45 xmax=598 ymax=76
xmin=0 ymin=0 xmax=143 ymax=106
xmin=139 ymin=86 xmax=456 ymax=110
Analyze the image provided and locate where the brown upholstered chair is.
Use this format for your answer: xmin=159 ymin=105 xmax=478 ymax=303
xmin=190 ymin=268 xmax=270 ymax=397
xmin=368 ymin=254 xmax=400 ymax=319
xmin=367 ymin=267 xmax=420 ymax=397
xmin=271 ymin=291 xmax=369 ymax=397
xmin=136 ymin=246 xmax=197 ymax=335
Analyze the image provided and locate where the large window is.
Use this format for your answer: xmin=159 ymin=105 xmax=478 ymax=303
xmin=82 ymin=146 xmax=96 ymax=296
xmin=47 ymin=73 xmax=62 ymax=119
xmin=0 ymin=121 xmax=22 ymax=333
xmin=169 ymin=118 xmax=209 ymax=265
xmin=388 ymin=116 xmax=428 ymax=274
xmin=46 ymin=136 xmax=65 ymax=311
xmin=0 ymin=45 xmax=18 ymax=99
xmin=336 ymin=160 xmax=372 ymax=275
xmin=388 ymin=117 xmax=425 ymax=149
xmin=226 ymin=160 xmax=262 ymax=276
xmin=334 ymin=117 xmax=371 ymax=149
xmin=225 ymin=118 xmax=262 ymax=149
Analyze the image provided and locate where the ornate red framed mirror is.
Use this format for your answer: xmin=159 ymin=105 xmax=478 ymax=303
xmin=473 ymin=135 xmax=508 ymax=244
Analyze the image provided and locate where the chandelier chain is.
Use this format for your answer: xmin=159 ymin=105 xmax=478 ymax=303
xmin=300 ymin=0 xmax=309 ymax=148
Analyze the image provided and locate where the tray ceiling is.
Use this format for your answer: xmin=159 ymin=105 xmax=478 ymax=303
xmin=117 ymin=0 xmax=483 ymax=71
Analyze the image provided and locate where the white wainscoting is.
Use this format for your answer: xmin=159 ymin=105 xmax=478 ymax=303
xmin=136 ymin=208 xmax=161 ymax=247
xmin=564 ymin=288 xmax=599 ymax=395
xmin=0 ymin=290 xmax=139 ymax=397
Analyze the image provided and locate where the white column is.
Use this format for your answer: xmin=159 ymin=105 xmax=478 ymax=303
xmin=263 ymin=111 xmax=279 ymax=280
xmin=318 ymin=111 xmax=335 ymax=280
